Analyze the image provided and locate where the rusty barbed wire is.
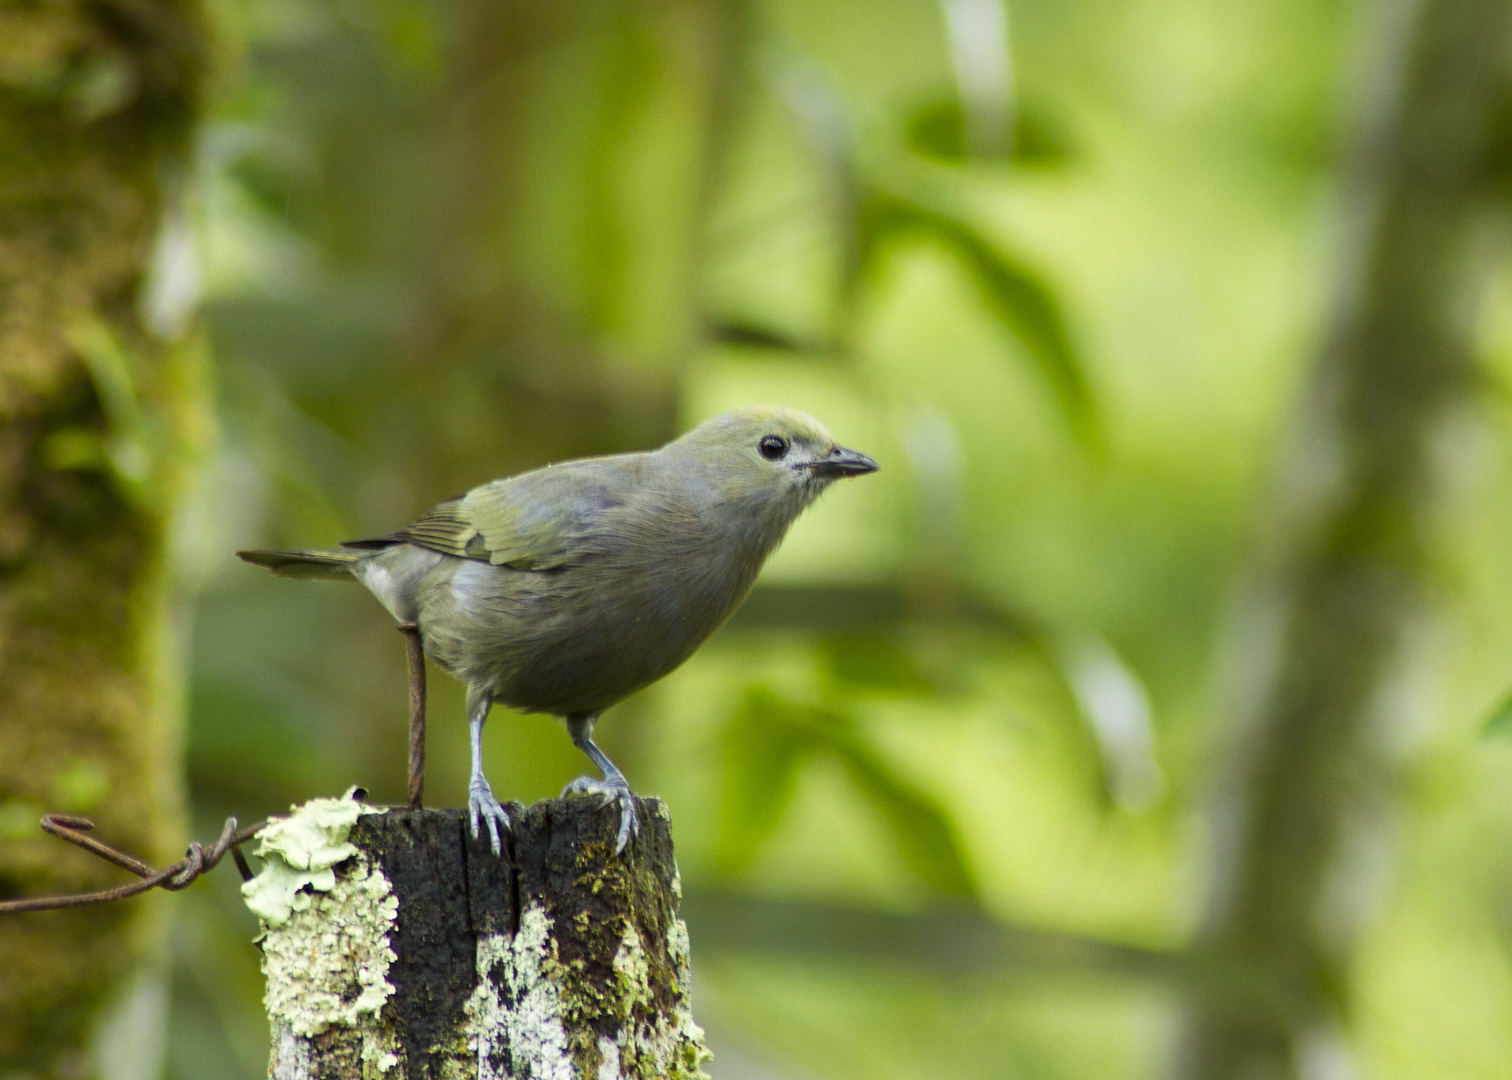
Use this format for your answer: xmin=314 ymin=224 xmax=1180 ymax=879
xmin=0 ymin=813 xmax=266 ymax=915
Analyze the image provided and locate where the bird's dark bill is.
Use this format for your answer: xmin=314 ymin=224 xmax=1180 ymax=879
xmin=807 ymin=446 xmax=879 ymax=477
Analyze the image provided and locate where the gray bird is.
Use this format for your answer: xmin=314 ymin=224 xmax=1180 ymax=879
xmin=237 ymin=406 xmax=878 ymax=854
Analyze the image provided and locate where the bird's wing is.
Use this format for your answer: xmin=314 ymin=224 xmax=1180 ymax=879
xmin=358 ymin=459 xmax=648 ymax=570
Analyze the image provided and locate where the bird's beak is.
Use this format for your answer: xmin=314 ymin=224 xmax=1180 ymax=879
xmin=806 ymin=445 xmax=879 ymax=478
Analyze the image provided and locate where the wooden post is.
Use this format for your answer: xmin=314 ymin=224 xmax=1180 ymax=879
xmin=242 ymin=792 xmax=710 ymax=1080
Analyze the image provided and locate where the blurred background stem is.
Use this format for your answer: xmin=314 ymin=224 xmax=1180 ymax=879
xmin=1178 ymin=0 xmax=1512 ymax=1076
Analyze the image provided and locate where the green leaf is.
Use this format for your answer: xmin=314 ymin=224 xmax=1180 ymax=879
xmin=716 ymin=687 xmax=817 ymax=874
xmin=829 ymin=732 xmax=978 ymax=898
xmin=1483 ymin=689 xmax=1512 ymax=736
xmin=906 ymin=98 xmax=1074 ymax=167
xmin=860 ymin=193 xmax=1096 ymax=444
xmin=709 ymin=321 xmax=831 ymax=355
xmin=730 ymin=687 xmax=978 ymax=898
xmin=818 ymin=634 xmax=937 ymax=695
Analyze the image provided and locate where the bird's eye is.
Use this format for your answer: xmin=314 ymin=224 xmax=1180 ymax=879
xmin=758 ymin=435 xmax=790 ymax=461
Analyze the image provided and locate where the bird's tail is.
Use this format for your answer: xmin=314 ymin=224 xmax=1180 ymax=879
xmin=236 ymin=548 xmax=363 ymax=580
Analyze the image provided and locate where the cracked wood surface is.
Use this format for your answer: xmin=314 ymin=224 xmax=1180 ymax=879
xmin=259 ymin=795 xmax=710 ymax=1080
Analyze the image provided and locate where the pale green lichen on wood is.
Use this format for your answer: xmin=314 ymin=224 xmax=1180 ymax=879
xmin=359 ymin=1026 xmax=403 ymax=1076
xmin=242 ymin=788 xmax=380 ymax=926
xmin=541 ymin=824 xmax=710 ymax=1080
xmin=243 ymin=793 xmax=398 ymax=1047
xmin=553 ymin=842 xmax=710 ymax=1080
xmin=593 ymin=923 xmax=710 ymax=1080
xmin=663 ymin=918 xmax=710 ymax=1078
xmin=464 ymin=897 xmax=709 ymax=1080
xmin=463 ymin=933 xmax=510 ymax=1080
xmin=257 ymin=857 xmax=397 ymax=1039
xmin=473 ymin=905 xmax=574 ymax=1080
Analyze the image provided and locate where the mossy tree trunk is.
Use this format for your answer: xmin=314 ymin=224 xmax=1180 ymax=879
xmin=250 ymin=794 xmax=709 ymax=1080
xmin=0 ymin=2 xmax=210 ymax=1076
xmin=1176 ymin=0 xmax=1512 ymax=1076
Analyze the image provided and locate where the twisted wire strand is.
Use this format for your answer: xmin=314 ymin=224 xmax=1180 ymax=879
xmin=0 ymin=813 xmax=266 ymax=915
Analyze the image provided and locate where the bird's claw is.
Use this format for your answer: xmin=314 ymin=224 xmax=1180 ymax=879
xmin=468 ymin=781 xmax=511 ymax=856
xmin=561 ymin=776 xmax=640 ymax=854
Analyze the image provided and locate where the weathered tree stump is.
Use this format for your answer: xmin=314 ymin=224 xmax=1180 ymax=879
xmin=241 ymin=792 xmax=710 ymax=1080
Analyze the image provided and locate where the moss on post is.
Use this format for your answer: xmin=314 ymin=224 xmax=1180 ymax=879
xmin=245 ymin=793 xmax=711 ymax=1080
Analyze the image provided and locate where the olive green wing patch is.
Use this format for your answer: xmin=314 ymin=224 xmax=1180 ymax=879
xmin=461 ymin=478 xmax=591 ymax=569
xmin=348 ymin=459 xmax=646 ymax=569
xmin=368 ymin=480 xmax=591 ymax=569
xmin=373 ymin=498 xmax=473 ymax=558
xmin=341 ymin=498 xmax=501 ymax=563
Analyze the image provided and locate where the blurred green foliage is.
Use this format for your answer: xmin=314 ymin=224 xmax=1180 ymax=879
xmin=717 ymin=685 xmax=976 ymax=896
xmin=155 ymin=0 xmax=1512 ymax=1077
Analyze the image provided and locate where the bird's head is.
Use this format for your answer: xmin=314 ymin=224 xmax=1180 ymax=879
xmin=668 ymin=406 xmax=879 ymax=524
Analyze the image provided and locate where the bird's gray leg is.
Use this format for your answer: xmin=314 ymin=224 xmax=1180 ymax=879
xmin=561 ymin=713 xmax=639 ymax=854
xmin=466 ymin=685 xmax=510 ymax=855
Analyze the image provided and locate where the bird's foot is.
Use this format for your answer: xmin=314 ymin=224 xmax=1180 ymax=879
xmin=561 ymin=775 xmax=640 ymax=855
xmin=468 ymin=780 xmax=512 ymax=856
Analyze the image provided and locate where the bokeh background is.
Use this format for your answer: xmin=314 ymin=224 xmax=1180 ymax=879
xmin=5 ymin=0 xmax=1512 ymax=1077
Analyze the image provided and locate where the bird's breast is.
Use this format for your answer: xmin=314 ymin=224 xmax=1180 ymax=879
xmin=430 ymin=530 xmax=767 ymax=715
